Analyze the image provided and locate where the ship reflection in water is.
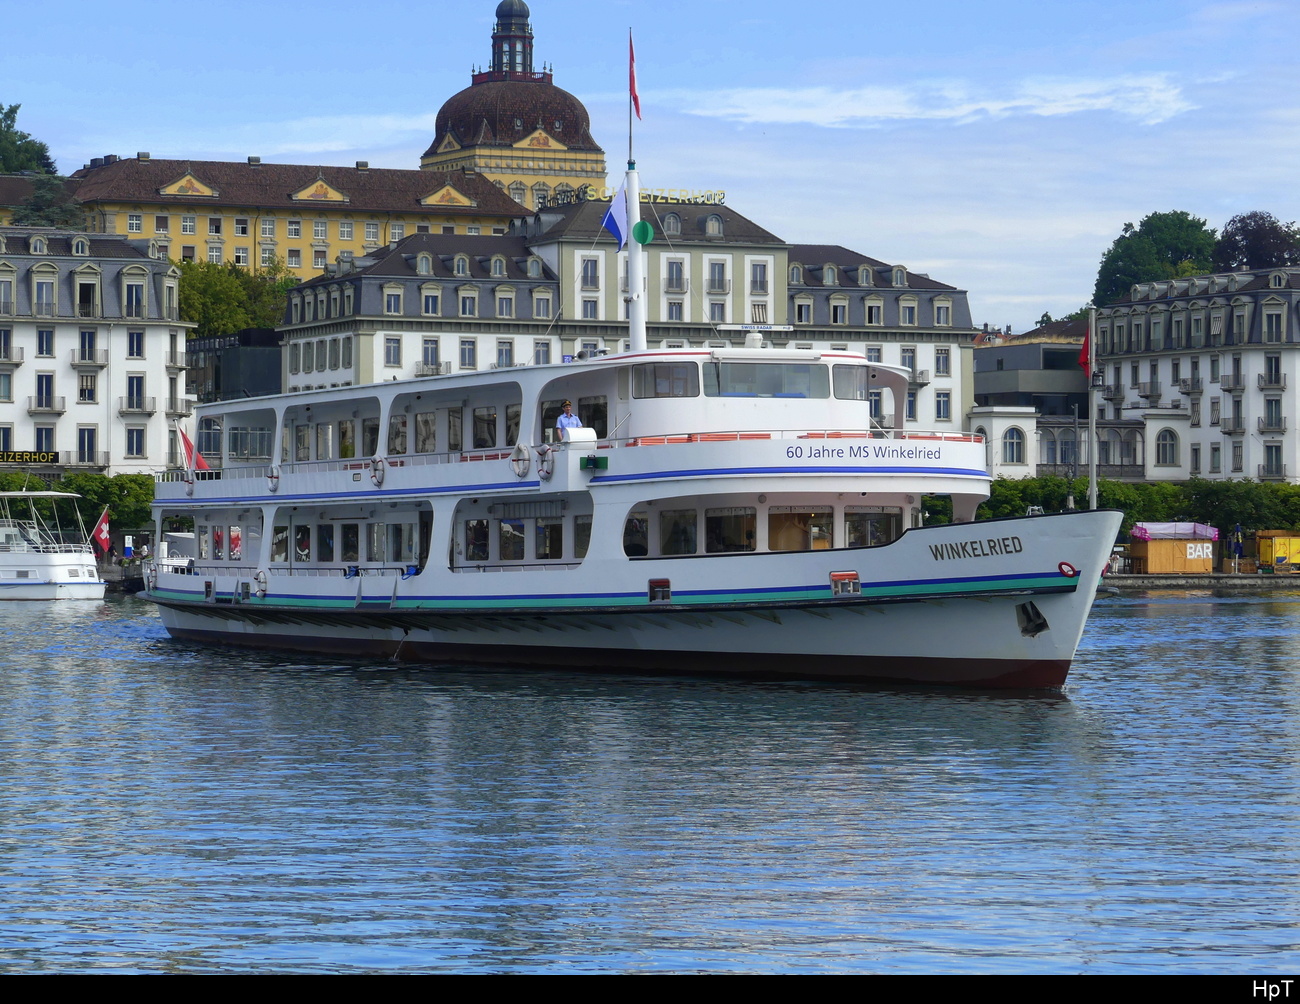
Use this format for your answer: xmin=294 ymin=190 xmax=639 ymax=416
xmin=0 ymin=592 xmax=1297 ymax=974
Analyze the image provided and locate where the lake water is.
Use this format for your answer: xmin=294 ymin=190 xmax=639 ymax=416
xmin=1 ymin=591 xmax=1298 ymax=973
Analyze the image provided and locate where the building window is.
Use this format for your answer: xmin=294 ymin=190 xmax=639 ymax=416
xmin=704 ymin=214 xmax=722 ymax=236
xmin=181 ymin=216 xmax=196 ymax=235
xmin=461 ymin=294 xmax=478 ymax=317
xmin=313 ymin=250 xmax=326 ymax=269
xmin=385 ymin=291 xmax=402 ymax=314
xmin=339 ymin=221 xmax=353 ymax=240
xmin=668 ymin=301 xmax=683 ymax=322
xmin=1002 ymin=427 xmax=1025 ymax=464
xmin=900 ymin=299 xmax=917 ymax=325
xmin=663 ymin=213 xmax=681 ymax=236
xmin=207 ymin=246 xmax=222 ymax=264
xmin=454 ymin=256 xmax=469 ymax=277
xmin=497 ymin=295 xmax=514 ymax=317
xmin=384 ymin=337 xmax=401 ymax=366
xmin=260 ymin=218 xmax=275 ymax=238
xmin=127 ymin=214 xmax=142 ymax=233
xmin=232 ymin=218 xmax=249 ymax=236
xmin=790 ymin=264 xmax=802 ymax=284
xmin=1210 ymin=444 xmax=1222 ymax=473
xmin=1266 ymin=312 xmax=1283 ymax=342
xmin=126 ymin=427 xmax=145 ymax=458
xmin=534 ymin=342 xmax=551 ymax=365
xmin=582 ymin=299 xmax=598 ymax=319
xmin=751 ymin=262 xmax=768 ymax=295
xmin=287 ymin=220 xmax=301 ymax=238
xmin=37 ymin=330 xmax=53 ymax=356
xmin=423 ymin=292 xmax=440 ymax=315
xmin=497 ymin=341 xmax=513 ymax=368
xmin=492 ymin=257 xmax=506 ymax=278
xmin=1155 ymin=429 xmax=1179 ymax=466
xmin=935 ymin=347 xmax=950 ymax=376
xmin=287 ymin=249 xmax=301 ymax=268
xmin=751 ymin=302 xmax=768 ymax=323
xmin=35 ymin=426 xmax=53 ymax=452
xmin=364 ymin=222 xmax=380 ymax=242
xmin=581 ymin=258 xmax=600 ymax=289
xmin=460 ymin=339 xmax=477 ymax=370
xmin=261 ymin=247 xmax=276 ymax=267
xmin=128 ymin=330 xmax=144 ymax=358
xmin=234 ymin=247 xmax=249 ymax=266
xmin=935 ymin=304 xmax=951 ymax=326
xmin=795 ymin=301 xmax=812 ymax=324
xmin=208 ymin=218 xmax=222 ymax=235
xmin=831 ymin=301 xmax=847 ymax=325
xmin=866 ymin=347 xmax=882 ymax=363
xmin=313 ymin=220 xmax=327 ymax=240
xmin=935 ymin=391 xmax=951 ymax=420
xmin=534 ymin=296 xmax=551 ymax=319
xmin=866 ymin=301 xmax=883 ymax=325
xmin=905 ymin=391 xmax=916 ymax=421
xmin=155 ymin=215 xmax=169 ymax=233
xmin=710 ymin=302 xmax=726 ymax=323
xmin=78 ymin=373 xmax=96 ymax=403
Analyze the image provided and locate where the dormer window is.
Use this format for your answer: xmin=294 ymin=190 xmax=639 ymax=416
xmin=72 ymin=238 xmax=89 ymax=256
xmin=527 ymin=258 xmax=542 ymax=278
xmin=416 ymin=253 xmax=432 ymax=275
xmin=703 ymin=214 xmax=722 ymax=236
xmin=824 ymin=264 xmax=837 ymax=286
xmin=454 ymin=255 xmax=469 ymax=277
xmin=491 ymin=256 xmax=506 ymax=277
xmin=1272 ymin=273 xmax=1286 ymax=288
xmin=859 ymin=267 xmax=872 ymax=286
xmin=893 ymin=267 xmax=907 ymax=286
xmin=790 ymin=264 xmax=802 ymax=284
xmin=30 ymin=237 xmax=46 ymax=254
xmin=663 ymin=213 xmax=681 ymax=236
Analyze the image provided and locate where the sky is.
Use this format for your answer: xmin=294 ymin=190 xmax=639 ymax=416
xmin=4 ymin=0 xmax=1298 ymax=332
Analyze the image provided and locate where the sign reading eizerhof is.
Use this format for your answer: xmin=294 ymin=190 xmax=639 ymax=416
xmin=0 ymin=452 xmax=58 ymax=464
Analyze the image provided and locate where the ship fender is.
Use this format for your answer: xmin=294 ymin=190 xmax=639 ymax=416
xmin=370 ymin=455 xmax=386 ymax=487
xmin=253 ymin=569 xmax=268 ymax=598
xmin=510 ymin=443 xmax=531 ymax=479
xmin=267 ymin=465 xmax=281 ymax=492
xmin=183 ymin=471 xmax=194 ymax=497
xmin=536 ymin=444 xmax=554 ymax=481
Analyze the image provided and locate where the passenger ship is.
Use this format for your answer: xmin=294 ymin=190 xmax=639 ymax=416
xmin=145 ymin=161 xmax=1120 ymax=688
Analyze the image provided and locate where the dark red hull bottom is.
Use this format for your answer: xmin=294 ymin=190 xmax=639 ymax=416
xmin=163 ymin=625 xmax=1072 ymax=690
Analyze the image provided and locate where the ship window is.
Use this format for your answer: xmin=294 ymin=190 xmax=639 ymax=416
xmin=338 ymin=420 xmax=355 ymax=459
xmin=448 ymin=408 xmax=463 ymax=452
xmin=499 ymin=519 xmax=525 ymax=561
xmin=317 ymin=524 xmax=335 ymax=563
xmin=295 ymin=425 xmax=310 ymax=461
xmin=465 ymin=519 xmax=489 ymax=561
xmin=505 ymin=403 xmax=521 ymax=446
xmin=473 ymin=406 xmax=497 ymax=448
xmin=623 ymin=513 xmax=649 ymax=556
xmin=660 ymin=509 xmax=698 ymax=556
xmin=295 ymin=526 xmax=311 ymax=562
xmin=768 ymin=506 xmax=833 ymax=551
xmin=415 ymin=411 xmax=437 ymax=453
xmin=367 ymin=524 xmax=386 ymax=562
xmin=574 ymin=515 xmax=592 ymax=559
xmin=578 ymin=396 xmax=608 ymax=437
xmin=846 ymin=506 xmax=902 ymax=547
xmin=703 ymin=362 xmax=830 ymax=399
xmin=832 ymin=365 xmax=869 ymax=400
xmin=361 ymin=418 xmax=380 ymax=457
xmin=197 ymin=526 xmax=210 ymax=560
xmin=536 ymin=519 xmax=564 ymax=559
xmin=271 ymin=526 xmax=289 ymax=562
xmin=706 ymin=507 xmax=756 ymax=553
xmin=341 ymin=524 xmax=360 ymax=563
xmin=632 ymin=362 xmax=700 ymax=398
xmin=388 ymin=415 xmax=408 ymax=455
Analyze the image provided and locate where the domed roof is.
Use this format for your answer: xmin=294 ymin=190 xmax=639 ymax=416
xmin=495 ymin=0 xmax=529 ymax=17
xmin=424 ymin=79 xmax=602 ymax=157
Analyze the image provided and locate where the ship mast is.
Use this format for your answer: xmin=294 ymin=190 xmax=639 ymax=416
xmin=625 ymin=30 xmax=647 ymax=353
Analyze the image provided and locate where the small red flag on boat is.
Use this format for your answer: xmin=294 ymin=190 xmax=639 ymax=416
xmin=91 ymin=506 xmax=111 ymax=554
xmin=180 ymin=425 xmax=211 ymax=471
xmin=630 ymin=32 xmax=642 ymax=120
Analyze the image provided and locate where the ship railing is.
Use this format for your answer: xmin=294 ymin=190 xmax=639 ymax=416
xmin=614 ymin=428 xmax=984 ymax=446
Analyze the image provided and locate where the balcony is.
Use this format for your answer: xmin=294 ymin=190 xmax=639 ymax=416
xmin=1258 ymin=416 xmax=1287 ymax=434
xmin=1179 ymin=377 xmax=1203 ymax=394
xmin=76 ymin=304 xmax=98 ymax=318
xmin=70 ymin=349 xmax=109 ymax=368
xmin=1259 ymin=373 xmax=1288 ymax=390
xmin=165 ymin=397 xmax=194 ymax=416
xmin=165 ymin=350 xmax=187 ymax=370
xmin=27 ymin=396 xmax=66 ymax=415
xmin=118 ymin=396 xmax=156 ymax=416
xmin=0 ymin=346 xmax=23 ymax=365
xmin=123 ymin=305 xmax=145 ymax=319
xmin=1138 ymin=381 xmax=1161 ymax=399
xmin=1102 ymin=383 xmax=1125 ymax=401
xmin=908 ymin=369 xmax=931 ymax=387
xmin=1222 ymin=417 xmax=1246 ymax=434
xmin=665 ymin=277 xmax=689 ymax=294
xmin=706 ymin=278 xmax=731 ymax=294
xmin=0 ymin=300 xmax=12 ymax=315
xmin=415 ymin=361 xmax=451 ymax=377
xmin=33 ymin=303 xmax=56 ymax=316
xmin=1220 ymin=373 xmax=1246 ymax=392
xmin=1259 ymin=463 xmax=1289 ymax=481
xmin=750 ymin=281 xmax=769 ymax=295
xmin=61 ymin=451 xmax=109 ymax=468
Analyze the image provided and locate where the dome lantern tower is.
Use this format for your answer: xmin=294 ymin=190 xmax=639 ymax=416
xmin=485 ymin=0 xmax=538 ymax=80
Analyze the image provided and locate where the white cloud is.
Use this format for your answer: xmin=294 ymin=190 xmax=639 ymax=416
xmin=668 ymin=74 xmax=1195 ymax=128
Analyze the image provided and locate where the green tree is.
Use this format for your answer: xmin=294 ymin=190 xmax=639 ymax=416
xmin=9 ymin=172 xmax=83 ymax=228
xmin=1211 ymin=211 xmax=1300 ymax=270
xmin=177 ymin=259 xmax=298 ymax=337
xmin=0 ymin=103 xmax=56 ymax=173
xmin=1094 ymin=211 xmax=1217 ymax=305
xmin=232 ymin=258 xmax=299 ymax=329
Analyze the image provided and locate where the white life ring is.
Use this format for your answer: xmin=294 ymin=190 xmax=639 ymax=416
xmin=536 ymin=444 xmax=554 ymax=481
xmin=510 ymin=443 xmax=531 ymax=479
xmin=254 ymin=569 xmax=268 ymax=598
xmin=267 ymin=465 xmax=281 ymax=492
xmin=370 ymin=455 xmax=386 ymax=486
